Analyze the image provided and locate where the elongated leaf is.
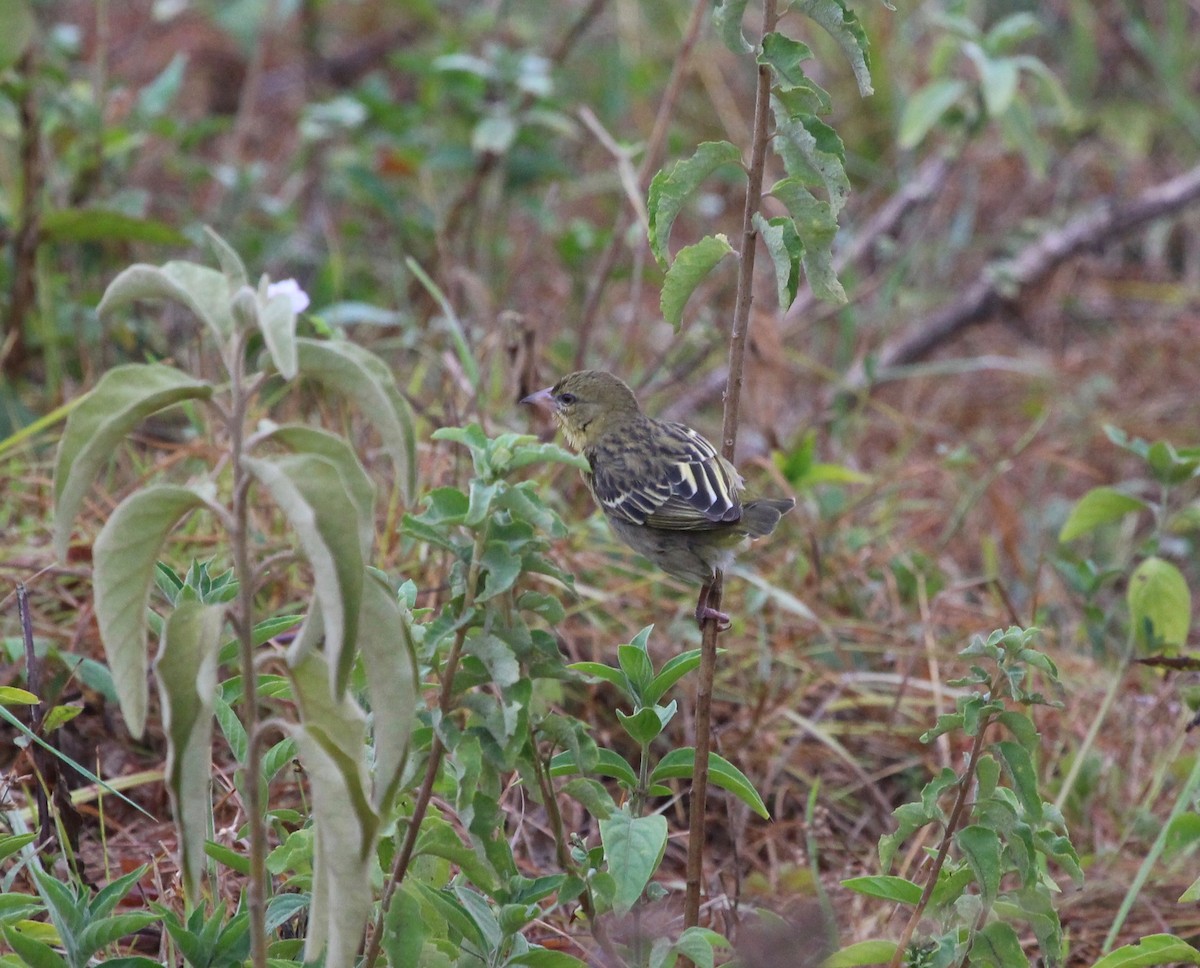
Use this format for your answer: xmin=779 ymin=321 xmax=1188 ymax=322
xmin=357 ymin=572 xmax=418 ymax=813
xmin=796 ymin=0 xmax=873 ymax=96
xmin=1128 ymin=556 xmax=1191 ymax=654
xmin=841 ymin=874 xmax=922 ymax=905
xmin=260 ymin=424 xmax=377 ymax=558
xmin=259 ymin=290 xmax=299 ymax=380
xmin=53 ymin=364 xmax=212 ymax=560
xmin=1090 ymin=934 xmax=1200 ymax=968
xmin=660 ymin=234 xmax=734 ymax=330
xmin=712 ymin=0 xmax=753 ymax=54
xmin=244 ymin=454 xmax=364 ymax=697
xmin=1058 ymin=486 xmax=1147 ymax=542
xmin=771 ymin=108 xmax=850 ymax=216
xmin=203 ymin=226 xmax=248 ymax=288
xmin=956 ymin=825 xmax=1001 ymax=906
xmin=823 ymin=940 xmax=900 ymax=967
xmin=155 ymin=601 xmax=223 ymax=902
xmin=769 ymin=179 xmax=845 ymax=304
xmin=0 ymin=0 xmax=35 ymax=71
xmin=40 ymin=209 xmax=188 ymax=246
xmin=295 ymin=338 xmax=418 ymax=501
xmin=599 ymin=810 xmax=667 ymax=915
xmin=549 ymin=747 xmax=640 ymax=789
xmin=898 ymin=78 xmax=968 ymax=149
xmin=758 ymin=32 xmax=813 ymax=89
xmin=753 ymin=213 xmax=803 ymax=311
xmin=97 ymin=262 xmax=234 ymax=344
xmin=646 ymin=142 xmax=742 ymax=268
xmin=93 ymin=485 xmax=212 ymax=737
xmin=650 ymin=747 xmax=769 ymax=819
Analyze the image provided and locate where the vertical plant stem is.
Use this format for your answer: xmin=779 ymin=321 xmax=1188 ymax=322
xmin=682 ymin=0 xmax=778 ymax=936
xmin=228 ymin=328 xmax=268 ymax=968
xmin=363 ymin=531 xmax=488 ymax=968
xmin=887 ymin=679 xmax=1000 ymax=968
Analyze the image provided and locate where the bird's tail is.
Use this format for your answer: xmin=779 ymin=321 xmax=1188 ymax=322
xmin=741 ymin=498 xmax=796 ymax=537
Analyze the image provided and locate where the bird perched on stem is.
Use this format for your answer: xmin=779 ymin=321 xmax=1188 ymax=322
xmin=521 ymin=370 xmax=794 ymax=630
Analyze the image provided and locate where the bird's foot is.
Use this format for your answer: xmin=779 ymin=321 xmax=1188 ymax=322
xmin=695 ymin=602 xmax=731 ymax=632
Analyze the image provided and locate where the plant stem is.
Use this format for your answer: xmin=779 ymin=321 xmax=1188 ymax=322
xmin=683 ymin=0 xmax=778 ymax=936
xmin=228 ymin=327 xmax=268 ymax=968
xmin=887 ymin=677 xmax=1001 ymax=968
xmin=363 ymin=530 xmax=488 ymax=968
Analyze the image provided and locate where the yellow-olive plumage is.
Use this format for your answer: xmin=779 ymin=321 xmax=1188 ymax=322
xmin=522 ymin=370 xmax=794 ymax=627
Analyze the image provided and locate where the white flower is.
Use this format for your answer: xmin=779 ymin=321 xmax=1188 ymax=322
xmin=267 ymin=278 xmax=310 ymax=314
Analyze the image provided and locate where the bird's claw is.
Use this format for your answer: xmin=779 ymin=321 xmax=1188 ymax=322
xmin=696 ymin=604 xmax=731 ymax=632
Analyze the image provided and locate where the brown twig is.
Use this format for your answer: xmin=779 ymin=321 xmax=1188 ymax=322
xmin=846 ymin=160 xmax=1200 ymax=389
xmin=683 ymin=0 xmax=778 ymax=935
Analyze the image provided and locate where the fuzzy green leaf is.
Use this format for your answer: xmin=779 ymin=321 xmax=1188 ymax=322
xmin=97 ymin=262 xmax=234 ymax=344
xmin=53 ymin=364 xmax=212 ymax=560
xmin=712 ymin=0 xmax=753 ymax=54
xmin=600 ymin=810 xmax=668 ymax=915
xmin=754 ymin=213 xmax=803 ymax=310
xmin=155 ymin=601 xmax=223 ymax=902
xmin=295 ymin=337 xmax=418 ymax=501
xmin=795 ymin=0 xmax=873 ymax=96
xmin=93 ymin=485 xmax=212 ymax=737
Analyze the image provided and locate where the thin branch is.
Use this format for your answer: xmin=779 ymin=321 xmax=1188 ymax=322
xmin=683 ymin=0 xmax=778 ymax=935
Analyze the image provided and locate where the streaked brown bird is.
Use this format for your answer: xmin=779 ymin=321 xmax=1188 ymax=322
xmin=521 ymin=370 xmax=794 ymax=629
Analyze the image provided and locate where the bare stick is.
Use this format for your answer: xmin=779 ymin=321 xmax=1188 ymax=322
xmin=683 ymin=0 xmax=779 ymax=933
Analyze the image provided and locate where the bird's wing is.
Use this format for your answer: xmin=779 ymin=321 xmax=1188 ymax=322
xmin=588 ymin=421 xmax=742 ymax=530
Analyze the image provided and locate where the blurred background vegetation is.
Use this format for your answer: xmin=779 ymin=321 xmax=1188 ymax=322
xmin=3 ymin=0 xmax=1200 ymax=962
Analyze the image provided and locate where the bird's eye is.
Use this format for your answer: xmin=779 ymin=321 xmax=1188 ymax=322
xmin=558 ymin=392 xmax=577 ymax=405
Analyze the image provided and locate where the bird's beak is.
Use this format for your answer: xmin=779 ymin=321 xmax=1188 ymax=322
xmin=520 ymin=386 xmax=555 ymax=411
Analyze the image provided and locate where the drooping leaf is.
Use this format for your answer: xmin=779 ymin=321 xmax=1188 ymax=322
xmin=40 ymin=209 xmax=188 ymax=247
xmin=93 ymin=485 xmax=213 ymax=737
xmin=771 ymin=107 xmax=850 ymax=216
xmin=754 ymin=213 xmax=803 ymax=310
xmin=660 ymin=234 xmax=735 ymax=330
xmin=768 ymin=179 xmax=846 ymax=304
xmin=646 ymin=141 xmax=742 ymax=268
xmin=53 ymin=364 xmax=212 ymax=560
xmin=712 ymin=0 xmax=753 ymax=54
xmin=295 ymin=338 xmax=418 ymax=501
xmin=244 ymin=454 xmax=364 ymax=696
xmin=796 ymin=0 xmax=873 ymax=95
xmin=202 ymin=226 xmax=249 ymax=288
xmin=97 ymin=262 xmax=235 ymax=345
xmin=154 ymin=602 xmax=224 ymax=902
xmin=1058 ymin=486 xmax=1147 ymax=541
xmin=259 ymin=290 xmax=299 ymax=380
xmin=650 ymin=747 xmax=769 ymax=819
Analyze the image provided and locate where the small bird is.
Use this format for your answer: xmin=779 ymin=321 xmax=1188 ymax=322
xmin=521 ymin=370 xmax=794 ymax=629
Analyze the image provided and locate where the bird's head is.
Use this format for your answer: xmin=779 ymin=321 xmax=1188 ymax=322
xmin=521 ymin=370 xmax=641 ymax=450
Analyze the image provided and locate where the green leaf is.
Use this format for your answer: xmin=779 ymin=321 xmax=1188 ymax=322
xmin=771 ymin=108 xmax=850 ymax=216
xmin=98 ymin=261 xmax=235 ymax=344
xmin=294 ymin=337 xmax=418 ymax=501
xmin=261 ymin=424 xmax=377 ymax=559
xmin=1090 ymin=934 xmax=1200 ymax=968
xmin=646 ymin=142 xmax=742 ymax=268
xmin=822 ymin=940 xmax=900 ymax=967
xmin=506 ymin=948 xmax=589 ymax=967
xmin=660 ymin=234 xmax=735 ymax=330
xmin=996 ymin=740 xmax=1042 ymax=822
xmin=758 ymin=33 xmax=814 ymax=89
xmin=616 ymin=707 xmax=665 ymax=747
xmin=288 ymin=653 xmax=378 ymax=968
xmin=840 ymin=875 xmax=922 ymax=905
xmin=76 ymin=913 xmax=160 ymax=962
xmin=1058 ymin=486 xmax=1148 ymax=541
xmin=963 ymin=44 xmax=1020 ymax=117
xmin=1128 ymin=556 xmax=1191 ymax=654
xmin=955 ymin=825 xmax=1001 ymax=906
xmin=260 ymin=289 xmax=300 ymax=380
xmin=52 ymin=364 xmax=212 ymax=560
xmin=559 ymin=778 xmax=616 ymax=820
xmin=599 ymin=811 xmax=668 ymax=915
xmin=644 ymin=648 xmax=703 ymax=706
xmin=969 ymin=920 xmax=1029 ymax=967
xmin=898 ymin=78 xmax=968 ymax=149
xmin=650 ymin=747 xmax=769 ymax=819
xmin=768 ymin=179 xmax=845 ymax=304
xmin=478 ymin=541 xmax=522 ymax=602
xmin=754 ymin=213 xmax=803 ymax=311
xmin=245 ymin=454 xmax=364 ymax=696
xmin=616 ymin=643 xmax=654 ymax=696
xmin=795 ymin=0 xmax=873 ymax=96
xmin=549 ymin=747 xmax=640 ymax=789
xmin=2 ymin=924 xmax=67 ymax=968
xmin=155 ymin=601 xmax=223 ymax=902
xmin=93 ymin=485 xmax=211 ymax=737
xmin=357 ymin=572 xmax=417 ymax=813
xmin=0 ymin=0 xmax=35 ymax=71
xmin=203 ymin=226 xmax=249 ymax=288
xmin=40 ymin=209 xmax=188 ymax=246
xmin=712 ymin=0 xmax=753 ymax=54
